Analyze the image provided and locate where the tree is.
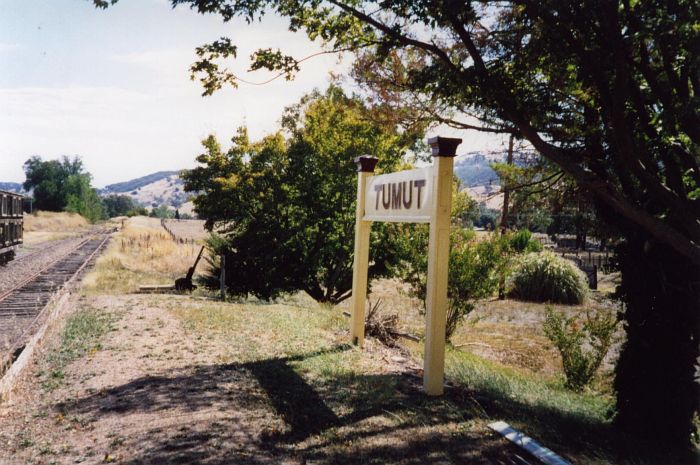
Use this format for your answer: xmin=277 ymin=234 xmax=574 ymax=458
xmin=492 ymin=152 xmax=605 ymax=243
xmin=183 ymin=87 xmax=418 ymax=303
xmin=65 ymin=173 xmax=106 ymax=222
xmin=23 ymin=155 xmax=84 ymax=211
xmin=103 ymin=194 xmax=140 ymax=218
xmin=94 ymin=0 xmax=700 ymax=453
xmin=23 ymin=155 xmax=105 ymax=222
xmin=149 ymin=204 xmax=175 ymax=219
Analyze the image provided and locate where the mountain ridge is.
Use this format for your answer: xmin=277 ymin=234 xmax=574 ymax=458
xmin=100 ymin=170 xmax=182 ymax=195
xmin=3 ymin=151 xmax=505 ymax=210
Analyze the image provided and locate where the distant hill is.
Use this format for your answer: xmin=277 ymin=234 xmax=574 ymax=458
xmin=0 ymin=182 xmax=25 ymax=194
xmin=454 ymin=152 xmax=502 ymax=188
xmin=101 ymin=171 xmax=181 ymax=194
xmin=453 ymin=152 xmax=504 ymax=209
xmin=100 ymin=171 xmax=191 ymax=210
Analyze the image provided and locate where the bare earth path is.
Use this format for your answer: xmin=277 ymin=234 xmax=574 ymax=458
xmin=0 ymin=295 xmax=295 ymax=464
xmin=0 ymin=292 xmax=516 ymax=465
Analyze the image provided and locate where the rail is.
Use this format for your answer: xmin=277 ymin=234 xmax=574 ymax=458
xmin=0 ymin=230 xmax=112 ymax=372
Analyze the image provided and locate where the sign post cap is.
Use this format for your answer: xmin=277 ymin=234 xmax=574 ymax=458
xmin=354 ymin=155 xmax=379 ymax=173
xmin=428 ymin=136 xmax=462 ymax=157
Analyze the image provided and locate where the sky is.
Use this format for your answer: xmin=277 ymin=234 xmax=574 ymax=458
xmin=0 ymin=0 xmax=507 ymax=188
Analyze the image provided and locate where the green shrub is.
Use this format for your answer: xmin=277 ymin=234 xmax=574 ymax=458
xmin=508 ymin=229 xmax=543 ymax=253
xmin=402 ymin=228 xmax=505 ymax=340
xmin=543 ymin=307 xmax=618 ymax=391
xmin=509 ymin=252 xmax=587 ymax=304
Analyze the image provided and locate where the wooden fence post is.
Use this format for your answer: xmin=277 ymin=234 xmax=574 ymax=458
xmin=423 ymin=136 xmax=461 ymax=396
xmin=349 ymin=155 xmax=378 ymax=346
xmin=220 ymin=254 xmax=226 ymax=301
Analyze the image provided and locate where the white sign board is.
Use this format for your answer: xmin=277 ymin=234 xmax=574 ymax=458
xmin=363 ymin=167 xmax=433 ymax=223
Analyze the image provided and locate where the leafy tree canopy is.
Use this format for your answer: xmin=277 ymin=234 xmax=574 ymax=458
xmin=149 ymin=204 xmax=176 ymax=219
xmin=103 ymin=194 xmax=142 ymax=218
xmin=183 ymin=86 xmax=422 ymax=303
xmin=93 ymin=0 xmax=700 ymax=454
xmin=23 ymin=155 xmax=83 ymax=211
xmin=95 ymin=0 xmax=698 ymax=265
xmin=23 ymin=155 xmax=105 ymax=222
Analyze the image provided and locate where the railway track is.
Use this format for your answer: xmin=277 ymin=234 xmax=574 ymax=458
xmin=9 ymin=231 xmax=92 ymax=264
xmin=0 ymin=231 xmax=112 ymax=371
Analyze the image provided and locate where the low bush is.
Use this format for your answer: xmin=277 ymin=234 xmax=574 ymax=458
xmin=543 ymin=307 xmax=618 ymax=391
xmin=509 ymin=252 xmax=588 ymax=304
xmin=445 ymin=231 xmax=504 ymax=338
xmin=508 ymin=229 xmax=543 ymax=253
xmin=401 ymin=228 xmax=505 ymax=340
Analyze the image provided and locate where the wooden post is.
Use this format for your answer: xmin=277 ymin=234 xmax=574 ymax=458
xmin=349 ymin=155 xmax=378 ymax=346
xmin=220 ymin=253 xmax=226 ymax=300
xmin=424 ymin=136 xmax=461 ymax=395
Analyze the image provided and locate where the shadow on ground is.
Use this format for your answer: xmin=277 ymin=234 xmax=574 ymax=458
xmin=54 ymin=344 xmax=623 ymax=465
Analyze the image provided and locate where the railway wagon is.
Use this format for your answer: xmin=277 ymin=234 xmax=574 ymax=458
xmin=0 ymin=190 xmax=23 ymax=264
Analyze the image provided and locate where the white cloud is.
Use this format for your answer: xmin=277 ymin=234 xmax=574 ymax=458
xmin=110 ymin=49 xmax=189 ymax=68
xmin=0 ymin=42 xmax=21 ymax=53
xmin=0 ymin=72 xmax=341 ymax=186
xmin=0 ymin=4 xmax=501 ymax=189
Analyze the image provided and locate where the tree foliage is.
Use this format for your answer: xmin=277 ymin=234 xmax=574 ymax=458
xmin=149 ymin=204 xmax=176 ymax=219
xmin=93 ymin=0 xmax=700 ymax=452
xmin=23 ymin=155 xmax=105 ymax=222
xmin=98 ymin=0 xmax=699 ymax=267
xmin=183 ymin=87 xmax=420 ymax=303
xmin=103 ymin=195 xmax=143 ymax=218
xmin=493 ymin=153 xmax=615 ymax=246
xmin=23 ymin=156 xmax=83 ymax=212
xmin=399 ymin=223 xmax=537 ymax=341
xmin=65 ymin=173 xmax=106 ymax=223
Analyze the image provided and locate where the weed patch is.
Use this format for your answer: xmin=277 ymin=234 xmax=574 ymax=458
xmin=37 ymin=308 xmax=116 ymax=390
xmin=445 ymin=347 xmax=615 ymax=453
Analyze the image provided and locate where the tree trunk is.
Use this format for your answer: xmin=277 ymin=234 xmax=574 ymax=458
xmin=499 ymin=134 xmax=515 ymax=234
xmin=614 ymin=233 xmax=700 ymax=457
xmin=498 ymin=134 xmax=515 ymax=300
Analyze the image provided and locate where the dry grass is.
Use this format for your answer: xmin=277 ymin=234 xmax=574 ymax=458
xmin=81 ymin=217 xmax=204 ymax=294
xmin=1 ymin=223 xmax=643 ymax=465
xmin=24 ymin=211 xmax=89 ymax=232
xmin=168 ymin=295 xmax=620 ymax=464
xmin=364 ymin=278 xmax=621 ymax=380
xmin=161 ymin=219 xmax=209 ymax=241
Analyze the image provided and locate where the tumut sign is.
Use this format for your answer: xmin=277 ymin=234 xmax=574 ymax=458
xmin=350 ymin=136 xmax=462 ymax=397
xmin=363 ymin=167 xmax=432 ymax=223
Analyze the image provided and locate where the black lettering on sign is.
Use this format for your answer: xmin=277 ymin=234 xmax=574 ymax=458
xmin=373 ymin=178 xmax=427 ymax=211
xmin=374 ymin=184 xmax=383 ymax=209
xmin=382 ymin=184 xmax=391 ymax=209
xmin=391 ymin=183 xmax=402 ymax=209
xmin=402 ymin=180 xmax=413 ymax=209
xmin=415 ymin=179 xmax=426 ymax=209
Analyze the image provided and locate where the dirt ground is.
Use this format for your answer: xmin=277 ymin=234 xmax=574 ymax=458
xmin=0 ymin=292 xmax=524 ymax=465
xmin=0 ymin=218 xmax=628 ymax=465
xmin=0 ymin=294 xmax=276 ymax=464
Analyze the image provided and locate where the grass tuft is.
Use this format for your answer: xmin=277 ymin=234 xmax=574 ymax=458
xmin=445 ymin=347 xmax=615 ymax=452
xmin=37 ymin=308 xmax=115 ymax=390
